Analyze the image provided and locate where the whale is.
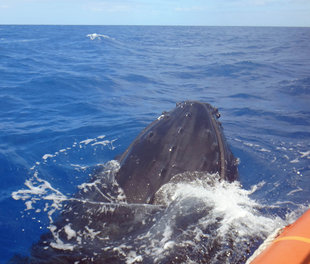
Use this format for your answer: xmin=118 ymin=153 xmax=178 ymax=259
xmin=11 ymin=101 xmax=239 ymax=264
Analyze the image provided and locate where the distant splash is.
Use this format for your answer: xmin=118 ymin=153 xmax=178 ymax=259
xmin=86 ymin=33 xmax=114 ymax=41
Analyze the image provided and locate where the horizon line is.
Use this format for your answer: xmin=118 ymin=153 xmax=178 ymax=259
xmin=0 ymin=24 xmax=309 ymax=28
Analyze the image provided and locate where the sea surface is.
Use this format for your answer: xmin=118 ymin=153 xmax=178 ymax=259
xmin=0 ymin=25 xmax=309 ymax=263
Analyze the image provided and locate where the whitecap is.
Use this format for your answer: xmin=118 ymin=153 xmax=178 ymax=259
xmin=42 ymin=154 xmax=55 ymax=160
xmin=80 ymin=138 xmax=95 ymax=145
xmin=300 ymin=150 xmax=310 ymax=158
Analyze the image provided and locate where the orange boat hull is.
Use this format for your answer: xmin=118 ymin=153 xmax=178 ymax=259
xmin=249 ymin=209 xmax=310 ymax=264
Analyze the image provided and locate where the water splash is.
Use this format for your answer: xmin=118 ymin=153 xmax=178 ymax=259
xmin=86 ymin=33 xmax=114 ymax=41
xmin=11 ymin=141 xmax=298 ymax=263
xmin=144 ymin=172 xmax=286 ymax=263
xmin=12 ymin=135 xmax=117 ymax=227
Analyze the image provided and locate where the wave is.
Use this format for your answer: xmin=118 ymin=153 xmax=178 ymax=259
xmin=167 ymin=60 xmax=276 ymax=80
xmin=279 ymin=77 xmax=310 ymax=96
xmin=0 ymin=37 xmax=49 ymax=45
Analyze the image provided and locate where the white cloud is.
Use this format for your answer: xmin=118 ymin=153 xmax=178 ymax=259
xmin=175 ymin=6 xmax=206 ymax=12
xmin=84 ymin=0 xmax=142 ymax=13
xmin=249 ymin=0 xmax=280 ymax=6
xmin=86 ymin=1 xmax=135 ymax=12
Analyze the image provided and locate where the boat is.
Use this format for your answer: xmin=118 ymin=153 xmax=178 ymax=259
xmin=247 ymin=209 xmax=310 ymax=264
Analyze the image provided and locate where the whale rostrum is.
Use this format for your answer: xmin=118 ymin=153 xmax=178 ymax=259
xmin=116 ymin=101 xmax=238 ymax=204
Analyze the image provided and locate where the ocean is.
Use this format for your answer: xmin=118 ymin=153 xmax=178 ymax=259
xmin=0 ymin=25 xmax=309 ymax=263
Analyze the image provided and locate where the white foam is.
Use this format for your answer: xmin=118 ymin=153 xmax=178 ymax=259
xmin=163 ymin=240 xmax=175 ymax=250
xmin=71 ymin=164 xmax=87 ymax=170
xmin=77 ymin=179 xmax=114 ymax=202
xmin=207 ymin=181 xmax=278 ymax=237
xmin=50 ymin=238 xmax=75 ymax=251
xmin=126 ymin=251 xmax=143 ymax=264
xmin=49 ymin=225 xmax=76 ymax=251
xmin=248 ymin=180 xmax=265 ymax=194
xmin=64 ymin=224 xmax=76 ymax=240
xmin=84 ymin=226 xmax=101 ymax=240
xmin=26 ymin=135 xmax=117 ymax=175
xmin=259 ymin=148 xmax=271 ymax=152
xmin=156 ymin=172 xmax=285 ymax=238
xmin=80 ymin=138 xmax=95 ymax=145
xmin=91 ymin=140 xmax=110 ymax=146
xmin=157 ymin=115 xmax=165 ymax=120
xmin=300 ymin=150 xmax=310 ymax=158
xmin=287 ymin=187 xmax=303 ymax=196
xmin=92 ymin=139 xmax=117 ymax=150
xmin=78 ymin=136 xmax=116 ymax=150
xmin=42 ymin=154 xmax=55 ymax=160
xmin=161 ymin=225 xmax=173 ymax=245
xmin=12 ymin=170 xmax=67 ymax=225
xmin=290 ymin=158 xmax=299 ymax=163
xmin=25 ymin=200 xmax=33 ymax=210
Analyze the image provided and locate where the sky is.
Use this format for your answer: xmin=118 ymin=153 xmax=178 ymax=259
xmin=0 ymin=0 xmax=309 ymax=27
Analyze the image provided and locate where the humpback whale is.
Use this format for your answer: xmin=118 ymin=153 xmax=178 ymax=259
xmin=11 ymin=101 xmax=239 ymax=264
xmin=116 ymin=101 xmax=238 ymax=204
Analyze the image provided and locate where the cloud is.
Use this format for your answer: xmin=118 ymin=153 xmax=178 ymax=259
xmin=248 ymin=0 xmax=280 ymax=6
xmin=175 ymin=6 xmax=206 ymax=12
xmin=0 ymin=4 xmax=9 ymax=8
xmin=86 ymin=1 xmax=135 ymax=12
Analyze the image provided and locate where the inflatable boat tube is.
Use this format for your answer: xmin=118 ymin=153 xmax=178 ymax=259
xmin=247 ymin=209 xmax=310 ymax=264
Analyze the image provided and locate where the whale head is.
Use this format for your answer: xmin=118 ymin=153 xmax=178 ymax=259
xmin=116 ymin=101 xmax=239 ymax=204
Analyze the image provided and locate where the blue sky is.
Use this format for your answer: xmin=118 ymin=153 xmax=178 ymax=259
xmin=0 ymin=0 xmax=309 ymax=26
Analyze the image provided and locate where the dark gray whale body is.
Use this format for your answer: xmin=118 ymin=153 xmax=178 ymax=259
xmin=117 ymin=101 xmax=238 ymax=203
xmin=11 ymin=101 xmax=239 ymax=264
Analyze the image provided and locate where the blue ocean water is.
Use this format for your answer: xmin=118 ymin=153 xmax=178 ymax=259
xmin=0 ymin=25 xmax=310 ymax=263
